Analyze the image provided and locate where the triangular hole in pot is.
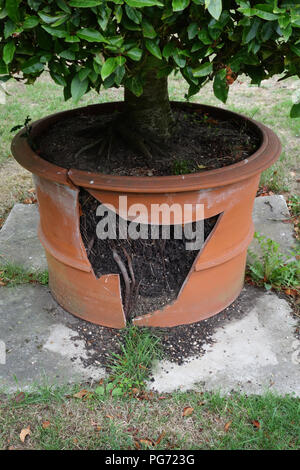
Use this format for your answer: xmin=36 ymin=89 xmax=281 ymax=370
xmin=79 ymin=189 xmax=220 ymax=320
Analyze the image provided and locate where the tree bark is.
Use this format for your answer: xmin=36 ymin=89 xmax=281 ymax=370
xmin=124 ymin=62 xmax=175 ymax=142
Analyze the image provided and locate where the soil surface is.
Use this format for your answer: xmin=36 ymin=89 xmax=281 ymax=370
xmin=79 ymin=190 xmax=218 ymax=318
xmin=37 ymin=105 xmax=260 ymax=176
xmin=69 ymin=285 xmax=262 ymax=370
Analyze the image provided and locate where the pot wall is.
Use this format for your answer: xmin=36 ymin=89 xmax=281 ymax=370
xmin=11 ymin=102 xmax=281 ymax=328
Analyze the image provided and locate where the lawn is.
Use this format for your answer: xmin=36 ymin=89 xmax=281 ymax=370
xmin=0 ymin=385 xmax=299 ymax=450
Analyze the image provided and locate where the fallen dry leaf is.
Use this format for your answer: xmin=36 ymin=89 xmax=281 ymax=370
xmin=134 ymin=440 xmax=141 ymax=450
xmin=20 ymin=427 xmax=31 ymax=443
xmin=224 ymin=421 xmax=232 ymax=432
xmin=156 ymin=431 xmax=166 ymax=446
xmin=284 ymin=288 xmax=298 ymax=297
xmin=252 ymin=420 xmax=261 ymax=430
xmin=15 ymin=392 xmax=25 ymax=403
xmin=182 ymin=406 xmax=194 ymax=417
xmin=73 ymin=389 xmax=89 ymax=399
xmin=139 ymin=438 xmax=155 ymax=447
xmin=42 ymin=421 xmax=51 ymax=429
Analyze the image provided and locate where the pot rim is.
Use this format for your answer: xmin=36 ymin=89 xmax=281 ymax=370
xmin=11 ymin=101 xmax=281 ymax=193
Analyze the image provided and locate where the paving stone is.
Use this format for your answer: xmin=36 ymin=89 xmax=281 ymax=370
xmin=150 ymin=290 xmax=300 ymax=395
xmin=250 ymin=195 xmax=295 ymax=256
xmin=0 ymin=285 xmax=104 ymax=391
xmin=0 ymin=203 xmax=47 ymax=271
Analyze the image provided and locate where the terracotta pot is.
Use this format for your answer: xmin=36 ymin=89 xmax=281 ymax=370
xmin=11 ymin=102 xmax=281 ymax=328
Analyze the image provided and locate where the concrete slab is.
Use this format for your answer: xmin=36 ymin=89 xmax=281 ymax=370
xmin=250 ymin=195 xmax=295 ymax=255
xmin=0 ymin=203 xmax=47 ymax=271
xmin=150 ymin=290 xmax=300 ymax=395
xmin=0 ymin=285 xmax=104 ymax=391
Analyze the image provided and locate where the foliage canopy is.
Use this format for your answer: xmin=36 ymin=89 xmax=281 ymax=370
xmin=0 ymin=1 xmax=300 ymax=116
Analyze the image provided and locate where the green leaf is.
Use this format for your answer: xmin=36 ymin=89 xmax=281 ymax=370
xmin=173 ymin=51 xmax=186 ymax=68
xmin=3 ymin=39 xmax=15 ymax=64
xmin=206 ymin=0 xmax=222 ymax=21
xmin=172 ymin=0 xmax=190 ymax=12
xmin=187 ymin=22 xmax=198 ymax=40
xmin=65 ymin=34 xmax=80 ymax=43
xmin=125 ymin=0 xmax=164 ymax=7
xmin=163 ymin=41 xmax=176 ymax=59
xmin=22 ymin=56 xmax=44 ymax=74
xmin=56 ymin=0 xmax=71 ymax=14
xmin=77 ymin=28 xmax=107 ymax=43
xmin=50 ymin=71 xmax=67 ymax=87
xmin=42 ymin=25 xmax=67 ymax=38
xmin=4 ymin=19 xmax=16 ymax=38
xmin=141 ymin=18 xmax=156 ymax=38
xmin=94 ymin=386 xmax=105 ymax=396
xmin=59 ymin=49 xmax=75 ymax=60
xmin=125 ymin=5 xmax=142 ymax=24
xmin=101 ymin=57 xmax=119 ymax=80
xmin=78 ymin=68 xmax=92 ymax=81
xmin=126 ymin=75 xmax=143 ymax=96
xmin=193 ymin=61 xmax=213 ymax=77
xmin=69 ymin=0 xmax=103 ymax=6
xmin=71 ymin=74 xmax=89 ymax=102
xmin=127 ymin=47 xmax=143 ymax=61
xmin=5 ymin=0 xmax=20 ymax=24
xmin=213 ymin=68 xmax=228 ymax=103
xmin=290 ymin=44 xmax=300 ymax=57
xmin=145 ymin=39 xmax=162 ymax=60
xmin=290 ymin=103 xmax=300 ymax=118
xmin=115 ymin=5 xmax=123 ymax=23
xmin=23 ymin=16 xmax=40 ymax=29
xmin=253 ymin=5 xmax=278 ymax=21
xmin=111 ymin=387 xmax=123 ymax=397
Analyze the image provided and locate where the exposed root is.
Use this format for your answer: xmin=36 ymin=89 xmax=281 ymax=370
xmin=111 ymin=244 xmax=131 ymax=318
xmin=122 ymin=247 xmax=135 ymax=290
xmin=74 ymin=138 xmax=103 ymax=160
xmin=74 ymin=115 xmax=171 ymax=164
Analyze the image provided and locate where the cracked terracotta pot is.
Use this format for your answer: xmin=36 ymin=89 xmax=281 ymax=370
xmin=11 ymin=102 xmax=281 ymax=328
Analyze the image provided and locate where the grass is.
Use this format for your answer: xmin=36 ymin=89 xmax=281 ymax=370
xmin=0 ymin=262 xmax=48 ymax=287
xmin=108 ymin=326 xmax=162 ymax=393
xmin=247 ymin=233 xmax=300 ymax=293
xmin=289 ymin=195 xmax=300 ymax=218
xmin=0 ymin=385 xmax=298 ymax=450
xmin=0 ymin=323 xmax=298 ymax=450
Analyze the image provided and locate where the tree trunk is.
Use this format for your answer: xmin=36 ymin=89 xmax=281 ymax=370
xmin=124 ymin=62 xmax=175 ymax=142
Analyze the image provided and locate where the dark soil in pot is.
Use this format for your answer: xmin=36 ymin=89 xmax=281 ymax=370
xmin=36 ymin=105 xmax=260 ymax=177
xmin=79 ymin=190 xmax=219 ymax=319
